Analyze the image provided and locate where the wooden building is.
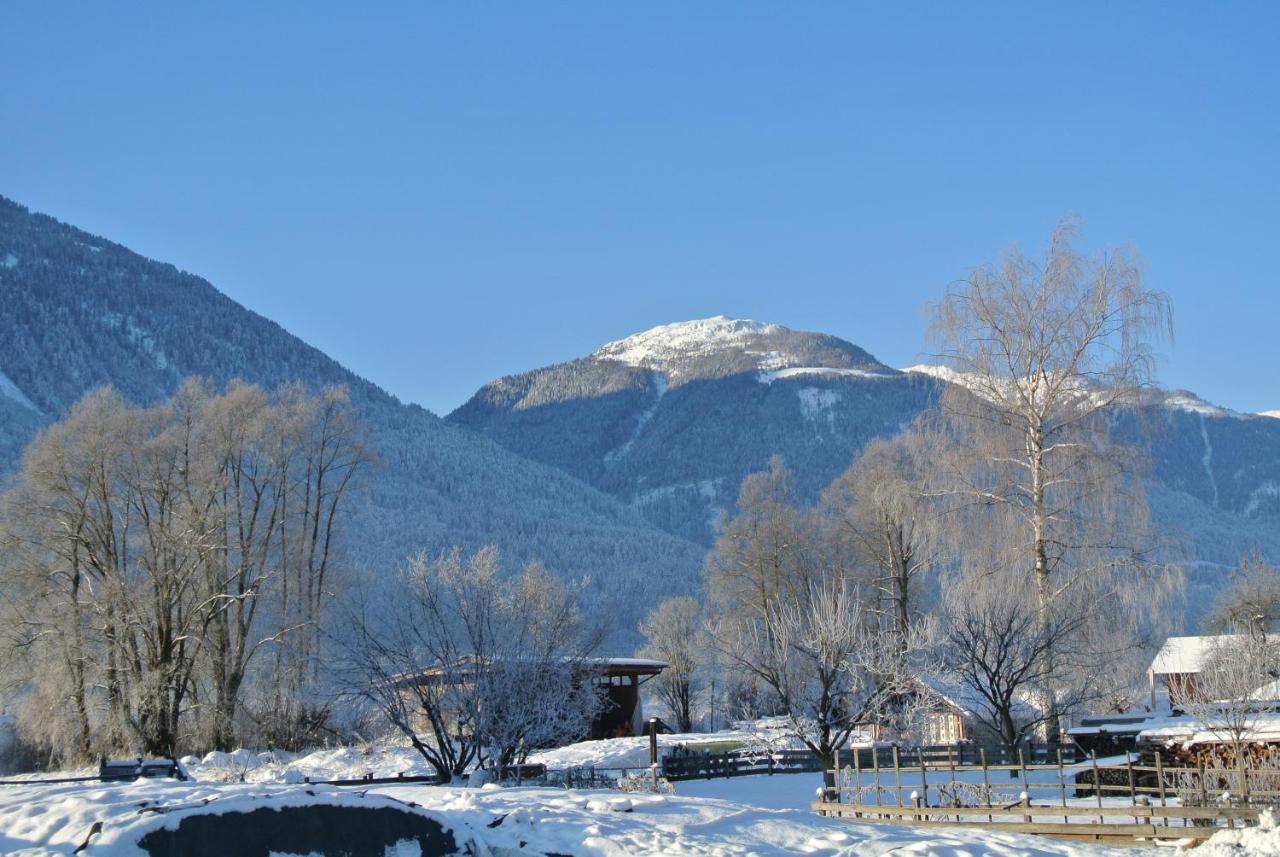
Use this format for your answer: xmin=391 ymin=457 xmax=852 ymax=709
xmin=397 ymin=656 xmax=667 ymax=744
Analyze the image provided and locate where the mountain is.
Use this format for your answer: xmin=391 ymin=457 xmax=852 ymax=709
xmin=450 ymin=317 xmax=1280 ymax=627
xmin=0 ymin=195 xmax=705 ymax=648
xmin=450 ymin=317 xmax=939 ymax=544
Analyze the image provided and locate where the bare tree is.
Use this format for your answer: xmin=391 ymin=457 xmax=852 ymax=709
xmin=819 ymin=429 xmax=940 ymax=646
xmin=637 ymin=596 xmax=703 ymax=732
xmin=925 ymin=220 xmax=1176 ymax=733
xmin=710 ymin=579 xmax=913 ymax=794
xmin=1179 ymin=634 xmax=1280 ymax=771
xmin=340 ymin=548 xmax=602 ymax=782
xmin=706 ymin=456 xmax=816 ymax=629
xmin=938 ymin=571 xmax=1090 ymax=752
xmin=1202 ymin=556 xmax=1280 ymax=636
xmin=0 ymin=380 xmax=364 ymax=762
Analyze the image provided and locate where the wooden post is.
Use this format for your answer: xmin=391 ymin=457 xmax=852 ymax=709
xmin=918 ymin=747 xmax=929 ymax=809
xmin=1091 ymin=749 xmax=1104 ymax=824
xmin=1239 ymin=747 xmax=1251 ymax=806
xmin=852 ymin=746 xmax=861 ymax=814
xmin=947 ymin=746 xmax=958 ymax=823
xmin=980 ymin=747 xmax=992 ymax=824
xmin=1155 ymin=752 xmax=1168 ymax=827
xmin=872 ymin=744 xmax=882 ymax=807
xmin=1056 ymin=746 xmax=1068 ymax=825
xmin=648 ymin=718 xmax=658 ymax=767
xmin=1199 ymin=756 xmax=1209 ymax=809
xmin=893 ymin=746 xmax=903 ymax=807
xmin=1126 ymin=752 xmax=1138 ymax=825
xmin=1018 ymin=747 xmax=1031 ymax=824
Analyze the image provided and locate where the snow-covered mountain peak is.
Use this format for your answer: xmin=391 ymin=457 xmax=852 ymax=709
xmin=1261 ymin=411 xmax=1280 ymax=420
xmin=590 ymin=316 xmax=888 ymax=385
xmin=593 ymin=316 xmax=785 ymax=369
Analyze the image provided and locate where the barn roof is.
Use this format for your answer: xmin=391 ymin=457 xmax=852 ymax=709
xmin=1147 ymin=635 xmax=1280 ymax=677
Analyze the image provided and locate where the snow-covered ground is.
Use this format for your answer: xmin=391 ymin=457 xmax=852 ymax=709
xmin=6 ymin=734 xmax=1280 ymax=855
xmin=0 ymin=773 xmax=1161 ymax=857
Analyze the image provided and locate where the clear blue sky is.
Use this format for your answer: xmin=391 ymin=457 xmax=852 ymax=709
xmin=2 ymin=3 xmax=1277 ymax=415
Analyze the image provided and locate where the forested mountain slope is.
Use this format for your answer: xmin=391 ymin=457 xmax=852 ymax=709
xmin=0 ymin=196 xmax=704 ymax=646
xmin=451 ymin=318 xmax=1280 ymax=626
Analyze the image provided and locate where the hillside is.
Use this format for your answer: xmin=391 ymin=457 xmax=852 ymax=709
xmin=450 ymin=317 xmax=1280 ymax=626
xmin=0 ymin=196 xmax=705 ymax=647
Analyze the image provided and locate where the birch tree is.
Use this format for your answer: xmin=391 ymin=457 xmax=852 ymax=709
xmin=925 ymin=220 xmax=1174 ymax=733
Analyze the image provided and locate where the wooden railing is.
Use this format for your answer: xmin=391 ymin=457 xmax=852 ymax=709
xmin=661 ymin=748 xmax=823 ymax=781
xmin=814 ymin=750 xmax=1274 ymax=845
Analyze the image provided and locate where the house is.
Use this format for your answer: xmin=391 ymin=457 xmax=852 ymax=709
xmin=588 ymin=657 xmax=669 ymax=738
xmin=860 ymin=676 xmax=1045 ymax=747
xmin=1147 ymin=635 xmax=1280 ymax=708
xmin=397 ymin=656 xmax=667 ymax=743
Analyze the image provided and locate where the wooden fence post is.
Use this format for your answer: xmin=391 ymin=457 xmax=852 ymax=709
xmin=852 ymin=746 xmax=861 ymax=813
xmin=893 ymin=746 xmax=903 ymax=807
xmin=1126 ymin=752 xmax=1138 ymax=825
xmin=1091 ymin=749 xmax=1104 ymax=824
xmin=1155 ymin=752 xmax=1168 ymax=827
xmin=872 ymin=744 xmax=882 ymax=807
xmin=1017 ymin=747 xmax=1031 ymax=824
xmin=1199 ymin=756 xmax=1209 ymax=809
xmin=980 ymin=747 xmax=992 ymax=824
xmin=1056 ymin=746 xmax=1068 ymax=825
xmin=918 ymin=747 xmax=929 ymax=809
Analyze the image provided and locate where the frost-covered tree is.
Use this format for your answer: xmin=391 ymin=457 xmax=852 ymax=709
xmin=0 ymin=380 xmax=364 ymax=761
xmin=925 ymin=220 xmax=1176 ymax=733
xmin=1203 ymin=556 xmax=1280 ymax=636
xmin=340 ymin=548 xmax=603 ymax=782
xmin=1180 ymin=634 xmax=1280 ymax=767
xmin=711 ymin=579 xmax=912 ymax=793
xmin=637 ymin=596 xmax=703 ymax=732
xmin=819 ymin=429 xmax=940 ymax=646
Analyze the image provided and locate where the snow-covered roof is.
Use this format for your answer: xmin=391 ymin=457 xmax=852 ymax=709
xmin=1138 ymin=710 xmax=1280 ymax=747
xmin=914 ymin=674 xmax=1045 ymax=719
xmin=1150 ymin=635 xmax=1232 ymax=676
xmin=1148 ymin=635 xmax=1280 ymax=677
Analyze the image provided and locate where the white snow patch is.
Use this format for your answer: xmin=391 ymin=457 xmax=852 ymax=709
xmin=604 ymin=372 xmax=667 ymax=465
xmin=595 ymin=316 xmax=784 ymax=372
xmin=0 ymin=368 xmax=38 ymax=412
xmin=1244 ymin=482 xmax=1280 ymax=518
xmin=1199 ymin=414 xmax=1219 ymax=507
xmin=907 ymin=365 xmax=1247 ymax=419
xmin=1260 ymin=411 xmax=1280 ymax=420
xmin=758 ymin=367 xmax=891 ymax=383
xmin=797 ymin=387 xmax=841 ymax=431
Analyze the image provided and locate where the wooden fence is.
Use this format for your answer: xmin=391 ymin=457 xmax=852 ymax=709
xmin=660 ymin=743 xmax=1077 ymax=783
xmin=661 ymin=748 xmax=824 ymax=781
xmin=813 ymin=748 xmax=1273 ymax=845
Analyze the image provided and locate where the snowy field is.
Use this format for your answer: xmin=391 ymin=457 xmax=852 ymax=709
xmin=5 ymin=734 xmax=1280 ymax=855
xmin=0 ymin=773 xmax=1168 ymax=857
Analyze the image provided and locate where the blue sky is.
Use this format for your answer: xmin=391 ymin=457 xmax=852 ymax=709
xmin=2 ymin=3 xmax=1277 ymax=415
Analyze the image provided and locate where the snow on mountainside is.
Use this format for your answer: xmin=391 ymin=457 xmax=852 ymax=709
xmin=589 ymin=315 xmax=891 ymax=387
xmin=1262 ymin=411 xmax=1280 ymax=420
xmin=0 ymin=194 xmax=704 ymax=648
xmin=595 ymin=316 xmax=785 ymax=368
xmin=453 ymin=319 xmax=1280 ymax=621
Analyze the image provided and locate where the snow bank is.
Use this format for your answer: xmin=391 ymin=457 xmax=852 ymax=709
xmin=0 ymin=779 xmax=472 ymax=856
xmin=1198 ymin=810 xmax=1280 ymax=856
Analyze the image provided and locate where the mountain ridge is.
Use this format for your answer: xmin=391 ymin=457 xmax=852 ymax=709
xmin=450 ymin=316 xmax=1280 ymax=629
xmin=0 ymin=194 xmax=705 ymax=649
